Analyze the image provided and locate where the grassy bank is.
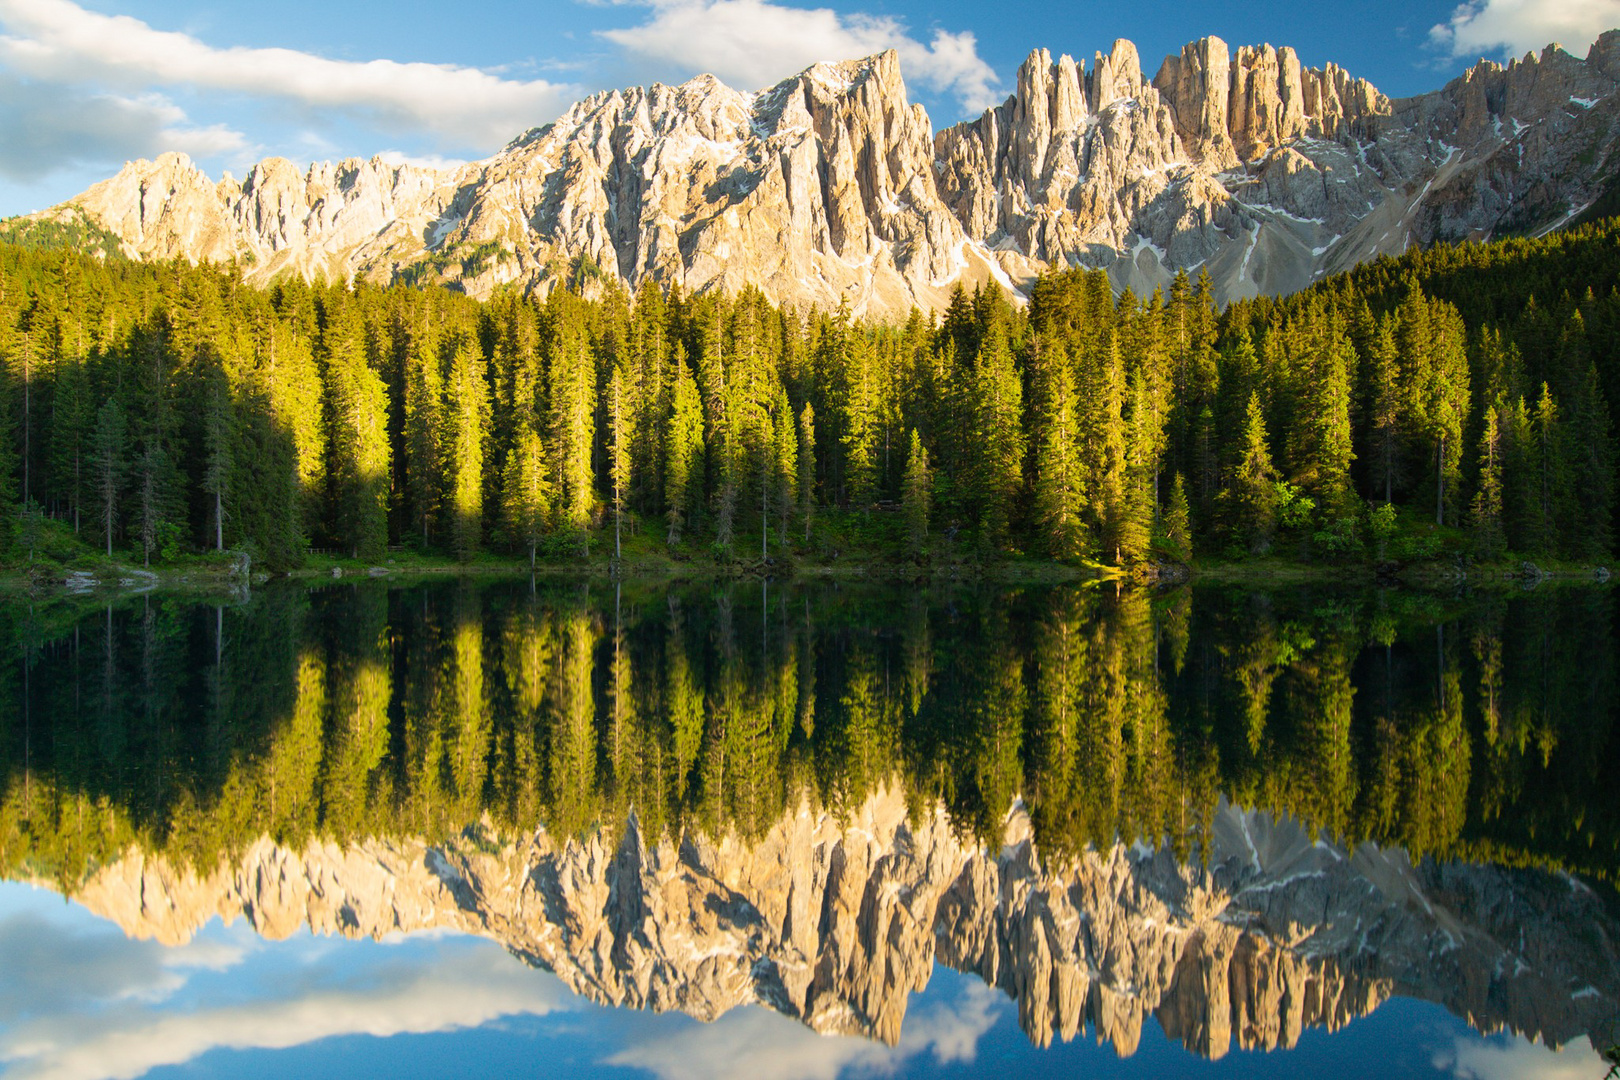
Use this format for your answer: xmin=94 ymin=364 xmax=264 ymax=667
xmin=0 ymin=504 xmax=1609 ymax=600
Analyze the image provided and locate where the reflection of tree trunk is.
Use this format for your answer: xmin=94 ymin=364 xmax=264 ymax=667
xmin=1436 ymin=437 xmax=1445 ymax=527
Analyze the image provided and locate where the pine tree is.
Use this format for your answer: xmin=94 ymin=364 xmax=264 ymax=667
xmin=902 ymin=428 xmax=931 ymax=557
xmin=1471 ymin=404 xmax=1506 ymax=559
xmin=502 ymin=420 xmax=550 ymax=567
xmin=973 ymin=322 xmax=1025 ymax=547
xmin=91 ymin=397 xmax=127 ymax=557
xmin=402 ymin=315 xmax=444 ymax=547
xmin=201 ymin=364 xmax=234 ymax=551
xmin=1118 ymin=368 xmax=1156 ymax=565
xmin=1307 ymin=328 xmax=1356 ymax=514
xmin=772 ymin=384 xmax=796 ymax=552
xmin=609 ymin=365 xmax=630 ymax=561
xmin=798 ymin=401 xmax=816 ymax=544
xmin=1088 ymin=338 xmax=1129 ymax=563
xmin=1527 ymin=383 xmax=1571 ymax=557
xmin=48 ymin=352 xmax=92 ymax=535
xmin=1503 ymin=394 xmax=1537 ymax=551
xmin=1162 ymin=472 xmax=1192 ymax=561
xmin=264 ymin=317 xmax=325 ymax=544
xmin=325 ymin=304 xmax=390 ymax=561
xmin=1366 ymin=318 xmax=1402 ymax=504
xmin=443 ymin=338 xmax=489 ymax=561
xmin=840 ymin=331 xmax=878 ymax=509
xmin=1567 ymin=364 xmax=1614 ymax=559
xmin=1033 ymin=343 xmax=1086 ymax=559
xmin=129 ymin=321 xmax=183 ymax=566
xmin=1232 ymin=393 xmax=1278 ymax=553
xmin=549 ymin=302 xmax=595 ymax=534
xmin=663 ymin=348 xmax=703 ymax=546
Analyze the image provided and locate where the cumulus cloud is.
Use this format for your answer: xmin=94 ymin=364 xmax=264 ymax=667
xmin=599 ymin=0 xmax=1000 ymax=114
xmin=605 ymin=977 xmax=1002 ymax=1080
xmin=0 ymin=72 xmax=245 ymax=181
xmin=0 ymin=0 xmax=580 ymax=151
xmin=1428 ymin=0 xmax=1620 ymax=60
xmin=0 ymin=938 xmax=569 ymax=1080
xmin=1431 ymin=1032 xmax=1605 ymax=1080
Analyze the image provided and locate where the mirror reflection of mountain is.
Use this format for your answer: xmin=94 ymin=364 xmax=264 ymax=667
xmin=2 ymin=580 xmax=1616 ymax=1061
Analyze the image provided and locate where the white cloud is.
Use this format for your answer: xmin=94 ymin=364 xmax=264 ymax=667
xmin=599 ymin=0 xmax=1000 ymax=114
xmin=0 ymin=73 xmax=246 ymax=182
xmin=1432 ymin=1032 xmax=1606 ymax=1080
xmin=0 ymin=0 xmax=581 ymax=151
xmin=604 ymin=977 xmax=1002 ymax=1080
xmin=0 ymin=941 xmax=569 ymax=1080
xmin=1428 ymin=0 xmax=1620 ymax=60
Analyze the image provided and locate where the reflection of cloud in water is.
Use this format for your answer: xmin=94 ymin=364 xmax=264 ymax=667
xmin=1431 ymin=1033 xmax=1604 ymax=1080
xmin=0 ymin=886 xmax=571 ymax=1080
xmin=605 ymin=977 xmax=1000 ymax=1080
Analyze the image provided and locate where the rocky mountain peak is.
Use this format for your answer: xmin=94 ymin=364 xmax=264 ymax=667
xmin=34 ymin=28 xmax=1620 ymax=314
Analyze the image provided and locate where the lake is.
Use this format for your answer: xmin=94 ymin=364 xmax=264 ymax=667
xmin=1 ymin=577 xmax=1616 ymax=1078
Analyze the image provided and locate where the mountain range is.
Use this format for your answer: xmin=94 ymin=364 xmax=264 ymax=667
xmin=56 ymin=790 xmax=1619 ymax=1059
xmin=24 ymin=31 xmax=1620 ymax=315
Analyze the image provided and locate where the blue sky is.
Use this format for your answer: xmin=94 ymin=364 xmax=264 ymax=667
xmin=2 ymin=0 xmax=1618 ymax=217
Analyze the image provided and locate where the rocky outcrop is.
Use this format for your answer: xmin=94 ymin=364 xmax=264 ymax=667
xmin=51 ymin=791 xmax=1620 ymax=1059
xmin=34 ymin=32 xmax=1620 ymax=313
xmin=936 ymin=31 xmax=1620 ymax=302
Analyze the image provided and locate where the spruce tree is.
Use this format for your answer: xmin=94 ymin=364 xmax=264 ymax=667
xmin=1567 ymin=364 xmax=1614 ymax=560
xmin=1118 ymin=368 xmax=1156 ymax=565
xmin=798 ymin=401 xmax=816 ymax=544
xmin=973 ymin=322 xmax=1025 ymax=548
xmin=549 ymin=302 xmax=595 ymax=534
xmin=772 ymin=384 xmax=796 ymax=551
xmin=201 ymin=365 xmax=234 ymax=551
xmin=443 ymin=338 xmax=488 ymax=561
xmin=91 ymin=397 xmax=127 ymax=557
xmin=324 ymin=304 xmax=390 ymax=561
xmin=1308 ymin=328 xmax=1356 ymax=515
xmin=1162 ymin=472 xmax=1192 ymax=561
xmin=1471 ymin=404 xmax=1506 ymax=559
xmin=902 ymin=428 xmax=931 ymax=557
xmin=1365 ymin=318 xmax=1402 ymax=505
xmin=1232 ymin=393 xmax=1278 ymax=553
xmin=501 ymin=420 xmax=550 ymax=568
xmin=663 ymin=349 xmax=703 ymax=546
xmin=609 ymin=365 xmax=630 ymax=561
xmin=840 ymin=331 xmax=878 ymax=509
xmin=1033 ymin=343 xmax=1086 ymax=559
xmin=402 ymin=315 xmax=444 ymax=547
xmin=1528 ymin=383 xmax=1572 ymax=557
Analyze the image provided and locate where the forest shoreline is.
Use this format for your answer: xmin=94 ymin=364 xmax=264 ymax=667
xmin=0 ymin=547 xmax=1609 ymax=602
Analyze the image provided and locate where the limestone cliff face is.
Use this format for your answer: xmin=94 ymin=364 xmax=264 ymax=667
xmin=935 ymin=32 xmax=1620 ymax=303
xmin=35 ymin=32 xmax=1620 ymax=313
xmin=54 ymin=792 xmax=1618 ymax=1059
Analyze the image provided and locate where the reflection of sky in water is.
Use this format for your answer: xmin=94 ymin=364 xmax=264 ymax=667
xmin=0 ymin=883 xmax=1603 ymax=1080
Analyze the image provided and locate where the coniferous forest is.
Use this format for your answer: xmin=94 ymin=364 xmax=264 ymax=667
xmin=0 ymin=219 xmax=1616 ymax=571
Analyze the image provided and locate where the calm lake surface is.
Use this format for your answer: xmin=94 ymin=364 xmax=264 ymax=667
xmin=1 ymin=577 xmax=1616 ymax=1079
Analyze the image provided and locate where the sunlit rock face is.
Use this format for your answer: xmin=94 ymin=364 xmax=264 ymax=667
xmin=36 ymin=32 xmax=1620 ymax=315
xmin=935 ymin=32 xmax=1620 ymax=303
xmin=59 ymin=790 xmax=1618 ymax=1059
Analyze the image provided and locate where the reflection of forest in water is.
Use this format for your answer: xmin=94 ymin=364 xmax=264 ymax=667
xmin=1 ymin=579 xmax=1615 ymax=891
